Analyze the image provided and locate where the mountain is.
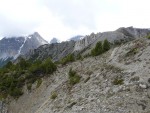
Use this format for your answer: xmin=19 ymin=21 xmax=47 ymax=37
xmin=50 ymin=38 xmax=60 ymax=44
xmin=2 ymin=27 xmax=150 ymax=113
xmin=0 ymin=32 xmax=48 ymax=67
xmin=22 ymin=27 xmax=150 ymax=62
xmin=68 ymin=35 xmax=84 ymax=41
xmin=24 ymin=40 xmax=75 ymax=62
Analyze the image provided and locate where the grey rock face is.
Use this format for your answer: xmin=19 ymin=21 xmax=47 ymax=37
xmin=0 ymin=32 xmax=48 ymax=67
xmin=24 ymin=40 xmax=75 ymax=61
xmin=21 ymin=32 xmax=48 ymax=55
xmin=21 ymin=27 xmax=150 ymax=63
xmin=74 ymin=27 xmax=150 ymax=51
xmin=74 ymin=33 xmax=97 ymax=51
xmin=0 ymin=37 xmax=25 ymax=59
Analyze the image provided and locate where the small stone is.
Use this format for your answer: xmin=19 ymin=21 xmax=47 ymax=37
xmin=139 ymin=83 xmax=147 ymax=89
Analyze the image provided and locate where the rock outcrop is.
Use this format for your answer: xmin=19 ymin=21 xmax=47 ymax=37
xmin=24 ymin=40 xmax=75 ymax=61
xmin=74 ymin=27 xmax=150 ymax=52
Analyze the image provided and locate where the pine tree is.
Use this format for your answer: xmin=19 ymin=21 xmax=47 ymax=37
xmin=91 ymin=41 xmax=103 ymax=56
xmin=102 ymin=39 xmax=110 ymax=52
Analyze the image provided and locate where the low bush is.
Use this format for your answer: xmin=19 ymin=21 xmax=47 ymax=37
xmin=112 ymin=77 xmax=124 ymax=85
xmin=9 ymin=88 xmax=23 ymax=98
xmin=36 ymin=79 xmax=42 ymax=88
xmin=27 ymin=83 xmax=32 ymax=90
xmin=68 ymin=68 xmax=81 ymax=85
xmin=147 ymin=35 xmax=150 ymax=39
xmin=76 ymin=54 xmax=83 ymax=60
xmin=50 ymin=92 xmax=57 ymax=99
xmin=61 ymin=54 xmax=75 ymax=65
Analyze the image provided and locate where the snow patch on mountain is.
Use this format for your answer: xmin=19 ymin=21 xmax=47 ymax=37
xmin=14 ymin=37 xmax=27 ymax=59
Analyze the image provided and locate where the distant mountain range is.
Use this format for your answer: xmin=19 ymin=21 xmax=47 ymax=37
xmin=0 ymin=32 xmax=48 ymax=67
xmin=1 ymin=27 xmax=150 ymax=67
xmin=22 ymin=27 xmax=150 ymax=63
xmin=49 ymin=35 xmax=84 ymax=44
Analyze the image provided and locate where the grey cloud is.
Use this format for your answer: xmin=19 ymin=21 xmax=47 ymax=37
xmin=0 ymin=16 xmax=37 ymax=37
xmin=43 ymin=0 xmax=98 ymax=29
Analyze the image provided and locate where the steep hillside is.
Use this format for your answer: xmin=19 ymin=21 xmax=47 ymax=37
xmin=1 ymin=27 xmax=150 ymax=113
xmin=5 ymin=37 xmax=150 ymax=113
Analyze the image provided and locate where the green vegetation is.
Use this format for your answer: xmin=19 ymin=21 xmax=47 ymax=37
xmin=36 ymin=79 xmax=42 ymax=88
xmin=112 ymin=77 xmax=124 ymax=85
xmin=50 ymin=92 xmax=57 ymax=99
xmin=126 ymin=48 xmax=138 ymax=57
xmin=103 ymin=39 xmax=110 ymax=52
xmin=91 ymin=41 xmax=103 ymax=56
xmin=61 ymin=54 xmax=75 ymax=65
xmin=0 ymin=57 xmax=57 ymax=98
xmin=91 ymin=39 xmax=110 ymax=56
xmin=68 ymin=68 xmax=81 ymax=85
xmin=27 ymin=83 xmax=32 ymax=91
xmin=147 ymin=35 xmax=150 ymax=39
xmin=76 ymin=54 xmax=83 ymax=60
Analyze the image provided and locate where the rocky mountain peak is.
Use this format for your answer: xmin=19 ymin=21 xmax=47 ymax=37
xmin=50 ymin=37 xmax=60 ymax=44
xmin=27 ymin=32 xmax=48 ymax=45
xmin=0 ymin=32 xmax=48 ymax=67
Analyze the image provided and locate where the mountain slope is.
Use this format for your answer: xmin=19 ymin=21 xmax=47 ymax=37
xmin=1 ymin=27 xmax=150 ymax=113
xmin=24 ymin=40 xmax=75 ymax=62
xmin=7 ymin=37 xmax=150 ymax=113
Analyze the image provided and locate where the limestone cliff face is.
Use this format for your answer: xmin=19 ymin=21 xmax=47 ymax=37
xmin=74 ymin=33 xmax=98 ymax=51
xmin=74 ymin=27 xmax=150 ymax=52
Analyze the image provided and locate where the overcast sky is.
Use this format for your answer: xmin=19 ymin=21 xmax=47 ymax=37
xmin=0 ymin=0 xmax=150 ymax=41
